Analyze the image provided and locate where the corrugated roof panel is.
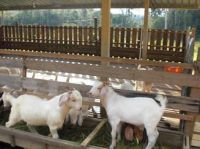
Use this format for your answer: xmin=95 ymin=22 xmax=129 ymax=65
xmin=0 ymin=0 xmax=199 ymax=10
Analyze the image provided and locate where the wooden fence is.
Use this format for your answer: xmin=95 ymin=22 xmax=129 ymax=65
xmin=0 ymin=49 xmax=199 ymax=148
xmin=0 ymin=25 xmax=191 ymax=62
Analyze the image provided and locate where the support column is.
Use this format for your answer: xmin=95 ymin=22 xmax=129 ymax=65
xmin=100 ymin=0 xmax=111 ymax=118
xmin=142 ymin=0 xmax=149 ymax=59
xmin=101 ymin=0 xmax=111 ymax=57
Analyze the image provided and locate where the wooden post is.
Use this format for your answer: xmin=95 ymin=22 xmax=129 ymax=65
xmin=141 ymin=0 xmax=149 ymax=59
xmin=101 ymin=0 xmax=111 ymax=58
xmin=100 ymin=0 xmax=111 ymax=117
xmin=184 ymin=48 xmax=200 ymax=146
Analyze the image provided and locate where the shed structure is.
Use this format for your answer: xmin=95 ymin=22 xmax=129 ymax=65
xmin=0 ymin=0 xmax=200 ymax=148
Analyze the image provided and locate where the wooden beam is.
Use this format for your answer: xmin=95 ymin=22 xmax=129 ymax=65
xmin=0 ymin=50 xmax=194 ymax=69
xmin=142 ymin=0 xmax=149 ymax=59
xmin=81 ymin=119 xmax=107 ymax=147
xmin=101 ymin=0 xmax=111 ymax=57
xmin=0 ymin=57 xmax=199 ymax=88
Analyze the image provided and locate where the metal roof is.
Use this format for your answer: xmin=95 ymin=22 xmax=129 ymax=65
xmin=0 ymin=0 xmax=199 ymax=10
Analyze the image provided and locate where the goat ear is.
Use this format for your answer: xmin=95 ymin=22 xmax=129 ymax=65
xmin=59 ymin=93 xmax=71 ymax=107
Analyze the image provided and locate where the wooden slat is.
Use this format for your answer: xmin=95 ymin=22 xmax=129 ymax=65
xmin=120 ymin=28 xmax=125 ymax=48
xmin=41 ymin=26 xmax=45 ymax=44
xmin=28 ymin=25 xmax=32 ymax=42
xmin=23 ymin=25 xmax=27 ymax=42
xmin=110 ymin=27 xmax=113 ymax=47
xmin=7 ymin=26 xmax=11 ymax=42
xmin=50 ymin=26 xmax=54 ymax=43
xmin=46 ymin=26 xmax=49 ymax=43
xmin=150 ymin=29 xmax=155 ymax=50
xmin=98 ymin=27 xmax=101 ymax=45
xmin=74 ymin=26 xmax=78 ymax=45
xmin=163 ymin=112 xmax=194 ymax=121
xmin=0 ymin=26 xmax=2 ymax=44
xmin=156 ymin=30 xmax=162 ymax=50
xmin=89 ymin=27 xmax=93 ymax=45
xmin=19 ymin=25 xmax=23 ymax=42
xmin=12 ymin=26 xmax=16 ymax=42
xmin=79 ymin=27 xmax=83 ymax=45
xmin=182 ymin=31 xmax=187 ymax=53
xmin=10 ymin=26 xmax=13 ymax=42
xmin=55 ymin=26 xmax=58 ymax=44
xmin=126 ymin=28 xmax=131 ymax=48
xmin=64 ymin=26 xmax=68 ymax=44
xmin=16 ymin=25 xmax=19 ymax=42
xmin=131 ymin=28 xmax=137 ymax=48
xmin=37 ymin=26 xmax=40 ymax=43
xmin=114 ymin=27 xmax=119 ymax=47
xmin=169 ymin=31 xmax=175 ymax=51
xmin=176 ymin=31 xmax=182 ymax=51
xmin=0 ymin=126 xmax=85 ymax=149
xmin=137 ymin=28 xmax=141 ymax=49
xmin=32 ymin=25 xmax=36 ymax=43
xmin=81 ymin=119 xmax=107 ymax=147
xmin=59 ymin=26 xmax=63 ymax=44
xmin=83 ymin=27 xmax=88 ymax=45
xmin=163 ymin=29 xmax=168 ymax=51
xmin=69 ymin=26 xmax=72 ymax=45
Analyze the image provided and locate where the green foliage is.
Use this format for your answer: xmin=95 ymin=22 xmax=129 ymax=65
xmin=151 ymin=9 xmax=200 ymax=39
xmin=3 ymin=9 xmax=142 ymax=28
xmin=151 ymin=16 xmax=165 ymax=29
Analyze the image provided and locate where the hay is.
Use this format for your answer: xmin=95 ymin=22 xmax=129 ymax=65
xmin=0 ymin=108 xmax=171 ymax=148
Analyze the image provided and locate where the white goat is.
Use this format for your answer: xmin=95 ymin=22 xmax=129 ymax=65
xmin=6 ymin=89 xmax=82 ymax=139
xmin=65 ymin=108 xmax=83 ymax=126
xmin=88 ymin=81 xmax=167 ymax=149
xmin=65 ymin=104 xmax=91 ymax=126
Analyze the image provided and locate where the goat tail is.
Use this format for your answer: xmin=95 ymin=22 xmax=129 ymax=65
xmin=155 ymin=94 xmax=168 ymax=112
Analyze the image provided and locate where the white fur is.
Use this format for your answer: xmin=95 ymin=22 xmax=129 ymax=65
xmin=2 ymin=92 xmax=16 ymax=107
xmin=88 ymin=81 xmax=167 ymax=149
xmin=6 ymin=89 xmax=82 ymax=139
xmin=65 ymin=104 xmax=90 ymax=126
xmin=65 ymin=108 xmax=83 ymax=126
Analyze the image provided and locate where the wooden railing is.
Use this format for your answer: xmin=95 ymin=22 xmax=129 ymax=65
xmin=0 ymin=25 xmax=192 ymax=62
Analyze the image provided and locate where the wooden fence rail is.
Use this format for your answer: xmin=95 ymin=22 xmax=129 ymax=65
xmin=0 ymin=25 xmax=190 ymax=62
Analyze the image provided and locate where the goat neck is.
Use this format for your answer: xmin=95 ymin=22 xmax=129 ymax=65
xmin=100 ymin=86 xmax=116 ymax=110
